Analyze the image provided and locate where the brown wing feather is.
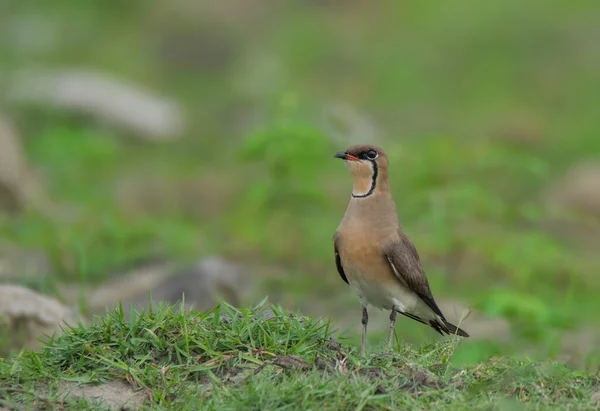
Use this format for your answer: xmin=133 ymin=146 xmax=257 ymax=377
xmin=382 ymin=229 xmax=445 ymax=318
xmin=383 ymin=229 xmax=470 ymax=338
xmin=333 ymin=233 xmax=349 ymax=285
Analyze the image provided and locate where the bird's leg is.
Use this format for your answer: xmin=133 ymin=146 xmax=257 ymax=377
xmin=361 ymin=306 xmax=368 ymax=356
xmin=387 ymin=308 xmax=397 ymax=347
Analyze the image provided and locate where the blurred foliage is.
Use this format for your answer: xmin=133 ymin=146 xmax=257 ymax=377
xmin=229 ymin=97 xmax=336 ymax=259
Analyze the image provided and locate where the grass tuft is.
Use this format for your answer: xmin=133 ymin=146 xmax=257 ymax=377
xmin=1 ymin=301 xmax=598 ymax=409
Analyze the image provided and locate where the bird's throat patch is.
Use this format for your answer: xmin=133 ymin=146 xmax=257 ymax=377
xmin=351 ymin=160 xmax=378 ymax=198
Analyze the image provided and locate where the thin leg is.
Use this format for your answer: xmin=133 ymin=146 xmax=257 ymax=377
xmin=361 ymin=306 xmax=368 ymax=356
xmin=387 ymin=308 xmax=397 ymax=347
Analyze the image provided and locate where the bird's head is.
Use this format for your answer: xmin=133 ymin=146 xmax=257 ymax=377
xmin=334 ymin=144 xmax=389 ymax=198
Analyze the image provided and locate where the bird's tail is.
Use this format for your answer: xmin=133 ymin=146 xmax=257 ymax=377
xmin=442 ymin=320 xmax=469 ymax=338
xmin=429 ymin=318 xmax=470 ymax=337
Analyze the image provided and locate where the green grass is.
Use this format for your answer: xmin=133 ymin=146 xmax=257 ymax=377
xmin=0 ymin=301 xmax=597 ymax=410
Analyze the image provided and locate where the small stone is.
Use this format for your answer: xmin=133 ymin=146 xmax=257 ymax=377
xmin=8 ymin=69 xmax=185 ymax=141
xmin=0 ymin=285 xmax=80 ymax=353
xmin=81 ymin=257 xmax=251 ymax=316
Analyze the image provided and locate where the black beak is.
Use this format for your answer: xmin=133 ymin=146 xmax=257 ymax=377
xmin=334 ymin=151 xmax=348 ymax=160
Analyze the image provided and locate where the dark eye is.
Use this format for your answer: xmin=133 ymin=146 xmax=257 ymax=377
xmin=366 ymin=149 xmax=378 ymax=160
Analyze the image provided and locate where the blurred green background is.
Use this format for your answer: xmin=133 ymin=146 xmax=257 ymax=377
xmin=1 ymin=1 xmax=600 ymax=369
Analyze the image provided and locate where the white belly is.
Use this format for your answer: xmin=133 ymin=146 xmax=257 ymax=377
xmin=346 ymin=265 xmax=433 ymax=319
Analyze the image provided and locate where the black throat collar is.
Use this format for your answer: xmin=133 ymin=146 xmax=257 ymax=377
xmin=352 ymin=160 xmax=378 ymax=198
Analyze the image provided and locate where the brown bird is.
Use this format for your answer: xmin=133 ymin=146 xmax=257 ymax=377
xmin=333 ymin=144 xmax=469 ymax=356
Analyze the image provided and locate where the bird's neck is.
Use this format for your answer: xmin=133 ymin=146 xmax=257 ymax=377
xmin=344 ymin=186 xmax=399 ymax=229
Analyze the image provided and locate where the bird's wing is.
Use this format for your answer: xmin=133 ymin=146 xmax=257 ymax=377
xmin=333 ymin=233 xmax=349 ymax=285
xmin=382 ymin=229 xmax=444 ymax=319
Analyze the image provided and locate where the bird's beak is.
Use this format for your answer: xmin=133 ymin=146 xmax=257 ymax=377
xmin=334 ymin=151 xmax=359 ymax=161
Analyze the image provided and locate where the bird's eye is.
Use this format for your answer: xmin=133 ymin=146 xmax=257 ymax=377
xmin=366 ymin=149 xmax=378 ymax=160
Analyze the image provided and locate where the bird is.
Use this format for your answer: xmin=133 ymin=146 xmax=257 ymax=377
xmin=333 ymin=144 xmax=469 ymax=356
